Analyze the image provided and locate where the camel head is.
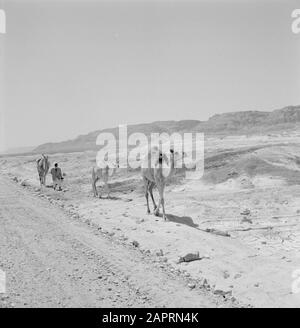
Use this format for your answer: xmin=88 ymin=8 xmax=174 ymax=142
xmin=169 ymin=148 xmax=187 ymax=170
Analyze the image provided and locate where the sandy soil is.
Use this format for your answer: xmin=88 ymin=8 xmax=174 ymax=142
xmin=0 ymin=176 xmax=232 ymax=308
xmin=1 ymin=131 xmax=300 ymax=307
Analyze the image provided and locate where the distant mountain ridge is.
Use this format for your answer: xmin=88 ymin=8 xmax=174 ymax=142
xmin=34 ymin=105 xmax=300 ymax=154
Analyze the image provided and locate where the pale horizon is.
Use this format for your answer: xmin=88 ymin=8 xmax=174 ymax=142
xmin=1 ymin=0 xmax=300 ymax=151
xmin=2 ymin=102 xmax=300 ymax=153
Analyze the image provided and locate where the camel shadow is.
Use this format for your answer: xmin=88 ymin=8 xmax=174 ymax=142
xmin=156 ymin=213 xmax=199 ymax=229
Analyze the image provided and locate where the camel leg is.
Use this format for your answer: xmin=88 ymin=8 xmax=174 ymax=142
xmin=154 ymin=198 xmax=160 ymax=216
xmin=105 ymin=182 xmax=110 ymax=198
xmin=161 ymin=195 xmax=167 ymax=221
xmin=149 ymin=182 xmax=157 ymax=211
xmin=92 ymin=177 xmax=99 ymax=197
xmin=156 ymin=185 xmax=167 ymax=220
xmin=145 ymin=185 xmax=150 ymax=214
xmin=144 ymin=178 xmax=151 ymax=214
xmin=39 ymin=173 xmax=44 ymax=188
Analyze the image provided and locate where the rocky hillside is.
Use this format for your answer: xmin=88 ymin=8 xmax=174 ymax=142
xmin=34 ymin=105 xmax=300 ymax=154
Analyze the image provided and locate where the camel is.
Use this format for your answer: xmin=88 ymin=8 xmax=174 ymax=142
xmin=141 ymin=146 xmax=183 ymax=221
xmin=92 ymin=162 xmax=119 ymax=198
xmin=36 ymin=154 xmax=50 ymax=187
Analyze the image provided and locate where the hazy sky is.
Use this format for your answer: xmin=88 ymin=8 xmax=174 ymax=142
xmin=0 ymin=0 xmax=300 ymax=151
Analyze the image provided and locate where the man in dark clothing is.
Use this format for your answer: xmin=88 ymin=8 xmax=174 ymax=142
xmin=50 ymin=162 xmax=63 ymax=191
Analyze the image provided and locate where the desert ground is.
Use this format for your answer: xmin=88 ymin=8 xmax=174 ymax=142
xmin=1 ymin=131 xmax=300 ymax=307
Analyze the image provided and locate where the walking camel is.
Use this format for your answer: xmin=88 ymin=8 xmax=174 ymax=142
xmin=36 ymin=154 xmax=50 ymax=187
xmin=141 ymin=146 xmax=183 ymax=221
xmin=92 ymin=161 xmax=119 ymax=198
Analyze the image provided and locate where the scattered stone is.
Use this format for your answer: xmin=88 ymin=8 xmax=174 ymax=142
xmin=241 ymin=209 xmax=251 ymax=216
xmin=188 ymin=283 xmax=196 ymax=289
xmin=178 ymin=252 xmax=201 ymax=263
xmin=234 ymin=273 xmax=242 ymax=279
xmin=156 ymin=249 xmax=164 ymax=256
xmin=214 ymin=289 xmax=232 ymax=297
xmin=205 ymin=228 xmax=230 ymax=237
xmin=223 ymin=271 xmax=230 ymax=279
xmin=202 ymin=278 xmax=209 ymax=287
xmin=241 ymin=217 xmax=253 ymax=224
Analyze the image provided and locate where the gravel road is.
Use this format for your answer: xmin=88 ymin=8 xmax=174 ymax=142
xmin=0 ymin=176 xmax=223 ymax=308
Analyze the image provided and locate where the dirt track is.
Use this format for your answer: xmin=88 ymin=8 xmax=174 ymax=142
xmin=0 ymin=175 xmax=228 ymax=308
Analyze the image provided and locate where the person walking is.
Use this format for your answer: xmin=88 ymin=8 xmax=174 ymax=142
xmin=50 ymin=162 xmax=64 ymax=191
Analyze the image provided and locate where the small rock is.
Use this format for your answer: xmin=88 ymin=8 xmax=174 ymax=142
xmin=205 ymin=228 xmax=230 ymax=237
xmin=178 ymin=252 xmax=200 ymax=263
xmin=241 ymin=209 xmax=251 ymax=216
xmin=188 ymin=283 xmax=196 ymax=289
xmin=223 ymin=271 xmax=230 ymax=279
xmin=156 ymin=249 xmax=164 ymax=256
xmin=132 ymin=240 xmax=139 ymax=247
xmin=241 ymin=217 xmax=253 ymax=224
xmin=214 ymin=289 xmax=232 ymax=297
xmin=202 ymin=278 xmax=208 ymax=285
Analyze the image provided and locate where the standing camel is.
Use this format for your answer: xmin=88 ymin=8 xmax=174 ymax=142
xmin=92 ymin=162 xmax=119 ymax=198
xmin=141 ymin=146 xmax=182 ymax=221
xmin=36 ymin=154 xmax=50 ymax=187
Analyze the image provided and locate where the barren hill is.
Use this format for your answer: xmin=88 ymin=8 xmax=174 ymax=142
xmin=34 ymin=105 xmax=300 ymax=154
